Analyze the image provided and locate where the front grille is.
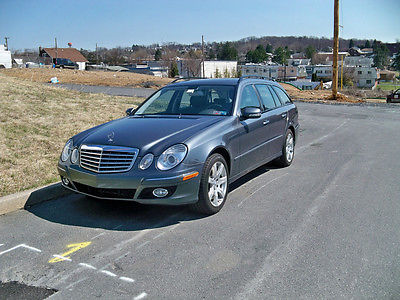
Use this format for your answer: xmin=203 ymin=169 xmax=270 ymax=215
xmin=80 ymin=145 xmax=139 ymax=173
xmin=73 ymin=181 xmax=136 ymax=199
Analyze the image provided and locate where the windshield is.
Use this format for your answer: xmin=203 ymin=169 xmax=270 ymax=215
xmin=135 ymin=85 xmax=236 ymax=116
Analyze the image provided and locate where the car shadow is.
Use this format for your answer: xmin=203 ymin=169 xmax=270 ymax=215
xmin=26 ymin=162 xmax=279 ymax=232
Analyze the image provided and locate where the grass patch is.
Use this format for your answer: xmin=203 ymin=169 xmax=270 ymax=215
xmin=377 ymin=82 xmax=400 ymax=91
xmin=0 ymin=68 xmax=172 ymax=88
xmin=0 ymin=73 xmax=143 ymax=197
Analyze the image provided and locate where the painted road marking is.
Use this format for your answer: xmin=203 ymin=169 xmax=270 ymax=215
xmin=237 ymin=173 xmax=289 ymax=207
xmin=101 ymin=270 xmax=117 ymax=277
xmin=52 ymin=254 xmax=72 ymax=262
xmin=0 ymin=244 xmax=41 ymax=256
xmin=120 ymin=276 xmax=135 ymax=283
xmin=79 ymin=263 xmax=97 ymax=270
xmin=91 ymin=232 xmax=106 ymax=240
xmin=134 ymin=292 xmax=148 ymax=300
xmin=49 ymin=242 xmax=91 ymax=263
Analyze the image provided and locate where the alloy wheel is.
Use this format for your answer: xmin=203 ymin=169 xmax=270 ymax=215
xmin=207 ymin=161 xmax=227 ymax=207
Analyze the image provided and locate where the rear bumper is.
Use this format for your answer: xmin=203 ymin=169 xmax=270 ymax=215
xmin=57 ymin=163 xmax=202 ymax=205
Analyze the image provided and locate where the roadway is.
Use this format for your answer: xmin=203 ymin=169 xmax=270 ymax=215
xmin=0 ymin=102 xmax=400 ymax=299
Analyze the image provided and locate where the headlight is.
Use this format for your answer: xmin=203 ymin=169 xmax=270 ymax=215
xmin=139 ymin=153 xmax=154 ymax=170
xmin=157 ymin=144 xmax=187 ymax=170
xmin=61 ymin=139 xmax=73 ymax=162
xmin=70 ymin=148 xmax=79 ymax=164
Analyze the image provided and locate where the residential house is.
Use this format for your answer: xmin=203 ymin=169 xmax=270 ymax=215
xmin=39 ymin=47 xmax=88 ymax=70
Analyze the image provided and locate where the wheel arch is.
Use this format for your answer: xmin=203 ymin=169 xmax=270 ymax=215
xmin=208 ymin=146 xmax=231 ymax=174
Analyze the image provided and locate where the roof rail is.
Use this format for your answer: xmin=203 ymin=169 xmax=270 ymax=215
xmin=238 ymin=75 xmax=269 ymax=83
xmin=170 ymin=77 xmax=206 ymax=83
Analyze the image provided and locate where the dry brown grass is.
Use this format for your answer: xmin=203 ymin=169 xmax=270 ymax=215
xmin=0 ymin=68 xmax=173 ymax=88
xmin=0 ymin=73 xmax=143 ymax=197
xmin=279 ymin=83 xmax=364 ymax=103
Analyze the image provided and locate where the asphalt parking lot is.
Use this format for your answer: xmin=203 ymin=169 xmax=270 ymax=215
xmin=1 ymin=102 xmax=400 ymax=299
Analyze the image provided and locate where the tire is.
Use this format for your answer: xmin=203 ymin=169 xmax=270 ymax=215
xmin=276 ymin=129 xmax=295 ymax=167
xmin=191 ymin=154 xmax=229 ymax=215
xmin=387 ymin=98 xmax=391 ymax=103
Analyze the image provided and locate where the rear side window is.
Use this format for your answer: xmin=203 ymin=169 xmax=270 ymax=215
xmin=271 ymin=86 xmax=292 ymax=105
xmin=240 ymin=85 xmax=261 ymax=109
xmin=255 ymin=84 xmax=277 ymax=111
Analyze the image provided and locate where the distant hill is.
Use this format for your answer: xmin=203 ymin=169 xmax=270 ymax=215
xmin=209 ymin=36 xmax=373 ymax=53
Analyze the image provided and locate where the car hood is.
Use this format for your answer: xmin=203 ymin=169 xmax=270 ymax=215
xmin=78 ymin=115 xmax=224 ymax=155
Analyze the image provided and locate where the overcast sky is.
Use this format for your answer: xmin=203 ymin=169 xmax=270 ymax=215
xmin=0 ymin=0 xmax=399 ymax=51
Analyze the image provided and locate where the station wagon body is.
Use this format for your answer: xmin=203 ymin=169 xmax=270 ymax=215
xmin=58 ymin=77 xmax=299 ymax=214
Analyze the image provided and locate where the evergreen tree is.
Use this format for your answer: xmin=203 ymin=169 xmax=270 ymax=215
xmin=349 ymin=39 xmax=354 ymax=48
xmin=272 ymin=47 xmax=290 ymax=65
xmin=207 ymin=48 xmax=215 ymax=60
xmin=169 ymin=62 xmax=179 ymax=77
xmin=305 ymin=45 xmax=316 ymax=59
xmin=217 ymin=42 xmax=238 ymax=61
xmin=154 ymin=49 xmax=162 ymax=61
xmin=393 ymin=51 xmax=400 ymax=71
xmin=364 ymin=40 xmax=371 ymax=48
xmin=373 ymin=43 xmax=389 ymax=69
xmin=265 ymin=44 xmax=273 ymax=53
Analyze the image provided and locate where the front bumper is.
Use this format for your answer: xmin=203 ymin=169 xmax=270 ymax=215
xmin=57 ymin=162 xmax=202 ymax=205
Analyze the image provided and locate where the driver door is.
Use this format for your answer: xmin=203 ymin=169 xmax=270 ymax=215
xmin=237 ymin=85 xmax=267 ymax=172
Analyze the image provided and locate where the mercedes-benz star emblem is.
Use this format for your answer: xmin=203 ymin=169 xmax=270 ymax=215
xmin=107 ymin=131 xmax=115 ymax=143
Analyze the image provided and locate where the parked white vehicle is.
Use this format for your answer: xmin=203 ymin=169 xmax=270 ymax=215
xmin=0 ymin=45 xmax=12 ymax=69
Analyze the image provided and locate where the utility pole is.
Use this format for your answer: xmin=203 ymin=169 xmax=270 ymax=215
xmin=4 ymin=37 xmax=9 ymax=50
xmin=55 ymin=37 xmax=58 ymax=65
xmin=96 ymin=43 xmax=98 ymax=64
xmin=332 ymin=0 xmax=339 ymax=99
xmin=201 ymin=35 xmax=205 ymax=78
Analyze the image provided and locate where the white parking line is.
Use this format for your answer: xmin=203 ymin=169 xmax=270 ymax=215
xmin=237 ymin=173 xmax=289 ymax=207
xmin=52 ymin=254 xmax=72 ymax=262
xmin=0 ymin=244 xmax=41 ymax=256
xmin=119 ymin=276 xmax=135 ymax=283
xmin=79 ymin=263 xmax=97 ymax=270
xmin=134 ymin=292 xmax=148 ymax=300
xmin=100 ymin=270 xmax=117 ymax=277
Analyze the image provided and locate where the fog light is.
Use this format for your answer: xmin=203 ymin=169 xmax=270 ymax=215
xmin=61 ymin=176 xmax=70 ymax=186
xmin=153 ymin=188 xmax=168 ymax=198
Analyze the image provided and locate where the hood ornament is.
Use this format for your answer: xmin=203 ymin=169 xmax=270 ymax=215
xmin=107 ymin=131 xmax=115 ymax=143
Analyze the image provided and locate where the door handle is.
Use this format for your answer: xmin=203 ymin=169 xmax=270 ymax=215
xmin=263 ymin=120 xmax=270 ymax=125
xmin=281 ymin=113 xmax=287 ymax=118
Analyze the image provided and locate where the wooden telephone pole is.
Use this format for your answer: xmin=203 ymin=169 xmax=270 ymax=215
xmin=201 ymin=35 xmax=205 ymax=78
xmin=332 ymin=0 xmax=339 ymax=99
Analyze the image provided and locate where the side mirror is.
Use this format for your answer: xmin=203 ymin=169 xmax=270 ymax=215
xmin=241 ymin=107 xmax=262 ymax=119
xmin=126 ymin=107 xmax=135 ymax=116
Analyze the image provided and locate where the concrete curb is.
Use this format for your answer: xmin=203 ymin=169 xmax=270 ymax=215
xmin=0 ymin=182 xmax=72 ymax=215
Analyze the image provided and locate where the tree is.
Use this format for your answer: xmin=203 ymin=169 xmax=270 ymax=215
xmin=373 ymin=43 xmax=389 ymax=69
xmin=364 ymin=40 xmax=371 ymax=48
xmin=305 ymin=45 xmax=316 ymax=59
xmin=349 ymin=39 xmax=354 ymax=48
xmin=214 ymin=68 xmax=221 ymax=78
xmin=393 ymin=51 xmax=400 ymax=71
xmin=265 ymin=44 xmax=273 ymax=53
xmin=217 ymin=42 xmax=238 ymax=61
xmin=169 ymin=61 xmax=179 ymax=77
xmin=154 ymin=49 xmax=162 ymax=61
xmin=246 ymin=44 xmax=268 ymax=63
xmin=207 ymin=48 xmax=215 ymax=60
xmin=272 ymin=47 xmax=290 ymax=65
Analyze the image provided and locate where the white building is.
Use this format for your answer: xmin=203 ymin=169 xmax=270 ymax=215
xmin=177 ymin=60 xmax=237 ymax=78
xmin=349 ymin=66 xmax=377 ymax=88
xmin=0 ymin=45 xmax=12 ymax=69
xmin=201 ymin=61 xmax=237 ymax=78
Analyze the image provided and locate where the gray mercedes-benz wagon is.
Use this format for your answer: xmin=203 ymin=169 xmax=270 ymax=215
xmin=58 ymin=77 xmax=299 ymax=214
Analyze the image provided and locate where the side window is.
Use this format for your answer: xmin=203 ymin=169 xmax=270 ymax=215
xmin=240 ymin=85 xmax=261 ymax=109
xmin=271 ymin=86 xmax=292 ymax=105
xmin=255 ymin=84 xmax=277 ymax=111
